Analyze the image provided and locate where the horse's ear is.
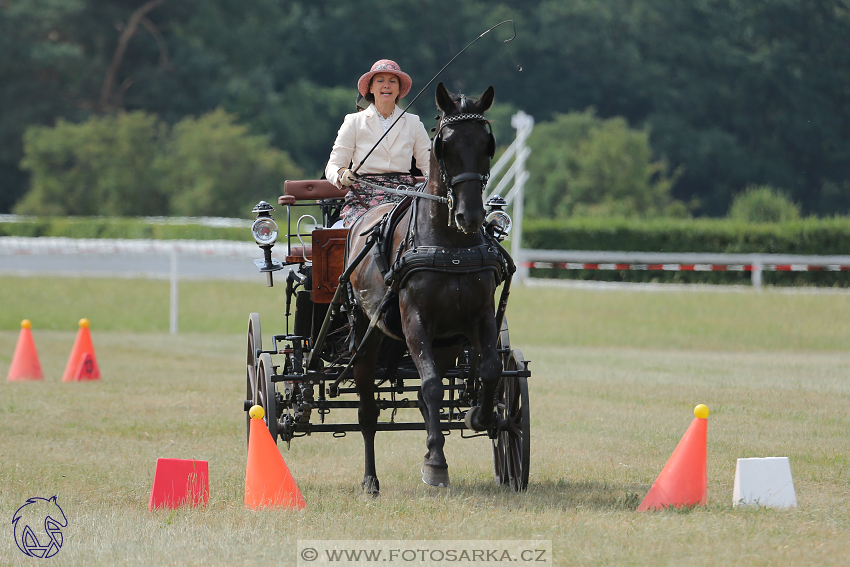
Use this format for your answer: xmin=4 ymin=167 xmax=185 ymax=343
xmin=435 ymin=82 xmax=454 ymax=114
xmin=478 ymin=86 xmax=495 ymax=113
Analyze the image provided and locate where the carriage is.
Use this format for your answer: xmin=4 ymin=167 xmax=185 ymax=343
xmin=242 ymin=84 xmax=531 ymax=493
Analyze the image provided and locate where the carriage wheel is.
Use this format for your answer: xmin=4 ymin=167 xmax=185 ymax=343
xmin=492 ymin=349 xmax=530 ymax=491
xmin=246 ymin=313 xmax=262 ymax=447
xmin=256 ymin=352 xmax=279 ymax=443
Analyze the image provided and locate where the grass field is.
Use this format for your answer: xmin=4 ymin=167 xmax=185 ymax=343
xmin=1 ymin=275 xmax=849 ymax=566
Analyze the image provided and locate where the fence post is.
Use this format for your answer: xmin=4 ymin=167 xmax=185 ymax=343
xmin=751 ymin=258 xmax=763 ymax=289
xmin=170 ymin=247 xmax=179 ymax=334
xmin=510 ymin=111 xmax=534 ymax=283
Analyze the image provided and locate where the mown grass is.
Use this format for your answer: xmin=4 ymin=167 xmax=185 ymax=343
xmin=2 ymin=275 xmax=850 ymax=350
xmin=1 ymin=277 xmax=849 ymax=566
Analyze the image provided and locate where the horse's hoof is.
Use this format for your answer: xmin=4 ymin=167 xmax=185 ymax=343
xmin=361 ymin=476 xmax=380 ymax=497
xmin=465 ymin=406 xmax=485 ymax=431
xmin=422 ymin=464 xmax=450 ymax=488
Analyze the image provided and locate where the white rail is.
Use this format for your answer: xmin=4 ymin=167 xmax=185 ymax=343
xmin=0 ymin=236 xmax=259 ymax=256
xmin=519 ymin=249 xmax=850 ymax=288
xmin=0 ymin=236 xmax=272 ymax=335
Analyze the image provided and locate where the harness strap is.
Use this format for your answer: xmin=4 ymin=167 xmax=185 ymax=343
xmin=385 ymin=243 xmax=507 ymax=289
xmin=450 ymin=172 xmax=485 ymax=186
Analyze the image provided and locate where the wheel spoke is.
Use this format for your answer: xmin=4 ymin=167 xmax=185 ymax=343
xmin=257 ymin=352 xmax=278 ymax=442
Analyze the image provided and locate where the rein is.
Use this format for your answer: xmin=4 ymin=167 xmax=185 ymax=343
xmin=355 ymin=177 xmax=448 ymax=204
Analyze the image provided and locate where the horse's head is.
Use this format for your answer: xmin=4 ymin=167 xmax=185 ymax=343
xmin=433 ymin=82 xmax=496 ymax=234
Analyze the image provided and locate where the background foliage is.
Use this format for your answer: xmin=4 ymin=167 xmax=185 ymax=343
xmin=728 ymin=185 xmax=802 ymax=223
xmin=16 ymin=109 xmax=302 ymax=217
xmin=1 ymin=0 xmax=849 ymax=218
xmin=524 ymin=110 xmax=682 ymax=219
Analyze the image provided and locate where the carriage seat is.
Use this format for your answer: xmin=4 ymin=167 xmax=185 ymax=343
xmin=279 ymin=179 xmax=348 ymax=205
xmin=278 ymin=180 xmax=347 ymax=263
xmin=279 ymin=180 xmax=350 ymax=301
xmin=278 ymin=177 xmax=426 ymax=263
xmin=278 ymin=177 xmax=425 ymax=302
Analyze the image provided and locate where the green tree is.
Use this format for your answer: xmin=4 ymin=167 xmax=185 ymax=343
xmin=16 ymin=111 xmax=168 ymax=216
xmin=3 ymin=0 xmax=850 ymax=219
xmin=728 ymin=185 xmax=801 ymax=223
xmin=526 ymin=0 xmax=850 ymax=216
xmin=16 ymin=108 xmax=302 ymax=217
xmin=525 ymin=110 xmax=681 ymax=219
xmin=160 ymin=108 xmax=303 ymax=216
xmin=0 ymin=0 xmax=89 ymax=212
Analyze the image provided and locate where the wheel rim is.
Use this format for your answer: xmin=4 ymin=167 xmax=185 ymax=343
xmin=257 ymin=352 xmax=278 ymax=443
xmin=493 ymin=325 xmax=509 ymax=486
xmin=492 ymin=349 xmax=530 ymax=491
xmin=246 ymin=314 xmax=262 ymax=448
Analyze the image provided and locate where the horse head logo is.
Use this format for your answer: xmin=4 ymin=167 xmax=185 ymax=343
xmin=12 ymin=495 xmax=68 ymax=558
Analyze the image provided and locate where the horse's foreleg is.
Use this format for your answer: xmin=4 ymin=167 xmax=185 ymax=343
xmin=465 ymin=318 xmax=501 ymax=432
xmin=406 ymin=320 xmax=451 ymax=487
xmin=353 ymin=326 xmax=383 ymax=496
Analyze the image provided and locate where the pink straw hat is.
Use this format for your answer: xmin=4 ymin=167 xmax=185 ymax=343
xmin=358 ymin=59 xmax=412 ymax=99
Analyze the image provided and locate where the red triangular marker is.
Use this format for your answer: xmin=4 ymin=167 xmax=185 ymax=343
xmin=148 ymin=458 xmax=209 ymax=510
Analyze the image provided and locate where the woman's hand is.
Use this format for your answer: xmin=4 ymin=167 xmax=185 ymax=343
xmin=338 ymin=168 xmax=358 ymax=186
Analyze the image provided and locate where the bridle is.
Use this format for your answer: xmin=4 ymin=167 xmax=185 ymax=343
xmin=432 ymin=112 xmax=495 ymax=227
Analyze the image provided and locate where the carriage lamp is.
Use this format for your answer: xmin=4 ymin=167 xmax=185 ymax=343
xmin=251 ymin=201 xmax=279 ymax=245
xmin=485 ymin=195 xmax=512 ymax=241
xmin=251 ymin=201 xmax=283 ymax=286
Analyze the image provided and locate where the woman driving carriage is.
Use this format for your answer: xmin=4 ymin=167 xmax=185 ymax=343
xmin=325 ymin=59 xmax=431 ymax=227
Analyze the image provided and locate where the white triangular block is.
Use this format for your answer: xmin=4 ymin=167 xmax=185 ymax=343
xmin=733 ymin=457 xmax=797 ymax=508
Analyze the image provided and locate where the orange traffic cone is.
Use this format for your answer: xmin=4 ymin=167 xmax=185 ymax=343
xmin=637 ymin=404 xmax=709 ymax=511
xmin=7 ymin=320 xmax=44 ymax=381
xmin=245 ymin=405 xmax=306 ymax=510
xmin=61 ymin=318 xmax=100 ymax=382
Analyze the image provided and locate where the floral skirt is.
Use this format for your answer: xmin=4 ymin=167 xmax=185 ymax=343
xmin=340 ymin=173 xmax=416 ymax=228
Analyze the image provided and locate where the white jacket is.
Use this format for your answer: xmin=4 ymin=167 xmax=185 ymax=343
xmin=325 ymin=104 xmax=431 ymax=188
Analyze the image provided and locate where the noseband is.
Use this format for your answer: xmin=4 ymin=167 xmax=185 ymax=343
xmin=433 ymin=112 xmax=494 ymax=227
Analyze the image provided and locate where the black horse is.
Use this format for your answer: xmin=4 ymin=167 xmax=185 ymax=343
xmin=345 ymin=82 xmax=504 ymax=495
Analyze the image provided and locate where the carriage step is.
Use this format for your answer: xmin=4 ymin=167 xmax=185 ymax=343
xmin=294 ymin=421 xmax=471 ymax=433
xmin=333 ymin=384 xmax=464 ymax=396
xmin=310 ymin=400 xmax=466 ymax=410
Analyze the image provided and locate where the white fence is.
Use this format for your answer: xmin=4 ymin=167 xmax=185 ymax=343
xmin=0 ymin=236 xmax=258 ymax=256
xmin=485 ymin=111 xmax=534 ymax=278
xmin=518 ymin=249 xmax=850 ymax=288
xmin=0 ymin=236 xmax=273 ymax=335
